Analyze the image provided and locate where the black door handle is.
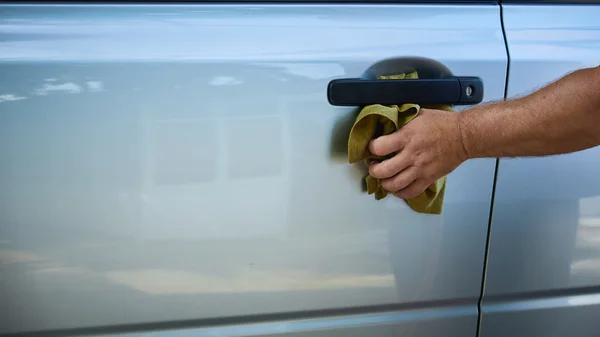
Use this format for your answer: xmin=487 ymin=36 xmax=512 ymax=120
xmin=327 ymin=76 xmax=484 ymax=106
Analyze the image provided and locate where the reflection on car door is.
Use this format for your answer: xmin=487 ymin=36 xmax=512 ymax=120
xmin=0 ymin=3 xmax=506 ymax=337
xmin=481 ymin=2 xmax=600 ymax=337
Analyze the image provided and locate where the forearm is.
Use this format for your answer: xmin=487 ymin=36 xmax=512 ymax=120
xmin=459 ymin=66 xmax=600 ymax=159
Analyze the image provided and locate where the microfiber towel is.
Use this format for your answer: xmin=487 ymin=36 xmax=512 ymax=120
xmin=347 ymin=71 xmax=452 ymax=214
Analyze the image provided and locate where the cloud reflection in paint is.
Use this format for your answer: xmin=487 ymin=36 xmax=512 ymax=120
xmin=0 ymin=94 xmax=26 ymax=103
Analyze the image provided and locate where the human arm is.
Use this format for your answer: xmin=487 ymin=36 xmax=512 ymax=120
xmin=367 ymin=65 xmax=600 ymax=199
xmin=461 ymin=65 xmax=600 ymax=158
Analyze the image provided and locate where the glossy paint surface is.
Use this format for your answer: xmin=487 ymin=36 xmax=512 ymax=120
xmin=481 ymin=5 xmax=600 ymax=337
xmin=95 ymin=305 xmax=477 ymax=337
xmin=0 ymin=4 xmax=506 ymax=335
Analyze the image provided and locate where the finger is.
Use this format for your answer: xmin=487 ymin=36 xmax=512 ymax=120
xmin=381 ymin=166 xmax=419 ymax=192
xmin=394 ymin=178 xmax=431 ymax=199
xmin=369 ymin=151 xmax=411 ymax=179
xmin=368 ymin=131 xmax=406 ymax=157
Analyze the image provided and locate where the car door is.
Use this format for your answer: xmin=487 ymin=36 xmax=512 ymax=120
xmin=0 ymin=2 xmax=506 ymax=336
xmin=480 ymin=1 xmax=600 ymax=337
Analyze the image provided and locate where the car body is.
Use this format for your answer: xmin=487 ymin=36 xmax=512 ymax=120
xmin=0 ymin=1 xmax=599 ymax=336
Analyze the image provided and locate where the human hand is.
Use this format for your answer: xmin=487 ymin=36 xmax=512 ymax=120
xmin=368 ymin=108 xmax=468 ymax=199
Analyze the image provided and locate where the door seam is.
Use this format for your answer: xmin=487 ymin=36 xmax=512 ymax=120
xmin=475 ymin=3 xmax=510 ymax=337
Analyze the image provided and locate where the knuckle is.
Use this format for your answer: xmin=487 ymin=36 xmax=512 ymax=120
xmin=368 ymin=163 xmax=381 ymax=177
xmin=394 ymin=190 xmax=408 ymax=199
xmin=423 ymin=170 xmax=437 ymax=181
xmin=368 ymin=164 xmax=376 ymax=177
xmin=379 ymin=163 xmax=394 ymax=178
xmin=398 ymin=187 xmax=419 ymax=199
xmin=383 ymin=177 xmax=404 ymax=192
xmin=411 ymin=150 xmax=423 ymax=163
xmin=395 ymin=179 xmax=429 ymax=199
xmin=412 ymin=150 xmax=431 ymax=167
xmin=405 ymin=188 xmax=421 ymax=199
xmin=383 ymin=174 xmax=411 ymax=192
xmin=399 ymin=129 xmax=413 ymax=141
xmin=381 ymin=178 xmax=395 ymax=192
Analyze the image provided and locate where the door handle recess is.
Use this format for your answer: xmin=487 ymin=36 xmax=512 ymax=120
xmin=327 ymin=76 xmax=484 ymax=106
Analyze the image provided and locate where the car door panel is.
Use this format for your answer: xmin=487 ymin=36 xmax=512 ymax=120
xmin=0 ymin=4 xmax=506 ymax=335
xmin=481 ymin=4 xmax=600 ymax=337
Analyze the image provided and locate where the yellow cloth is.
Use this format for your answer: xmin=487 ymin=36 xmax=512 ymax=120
xmin=347 ymin=72 xmax=451 ymax=214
